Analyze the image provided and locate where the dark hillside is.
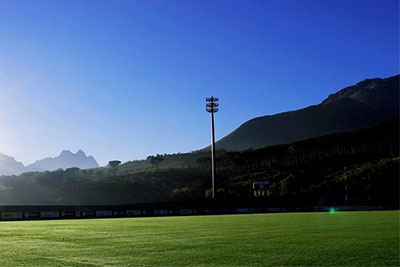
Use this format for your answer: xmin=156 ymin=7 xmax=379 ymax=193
xmin=0 ymin=120 xmax=397 ymax=207
xmin=216 ymin=75 xmax=399 ymax=151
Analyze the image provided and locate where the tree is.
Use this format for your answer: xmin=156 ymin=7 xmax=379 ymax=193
xmin=172 ymin=187 xmax=192 ymax=201
xmin=196 ymin=157 xmax=211 ymax=169
xmin=149 ymin=156 xmax=164 ymax=168
xmin=108 ymin=160 xmax=121 ymax=177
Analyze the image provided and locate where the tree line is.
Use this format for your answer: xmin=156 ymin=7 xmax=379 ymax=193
xmin=0 ymin=119 xmax=397 ymax=207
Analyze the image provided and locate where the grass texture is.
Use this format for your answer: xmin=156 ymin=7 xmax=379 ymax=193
xmin=0 ymin=211 xmax=398 ymax=266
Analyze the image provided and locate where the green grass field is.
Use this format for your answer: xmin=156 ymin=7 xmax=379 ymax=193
xmin=0 ymin=211 xmax=398 ymax=266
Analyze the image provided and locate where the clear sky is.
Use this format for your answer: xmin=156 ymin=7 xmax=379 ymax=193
xmin=0 ymin=0 xmax=398 ymax=166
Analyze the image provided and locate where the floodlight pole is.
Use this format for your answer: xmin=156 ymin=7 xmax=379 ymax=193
xmin=206 ymin=96 xmax=219 ymax=199
xmin=211 ymin=109 xmax=216 ymax=199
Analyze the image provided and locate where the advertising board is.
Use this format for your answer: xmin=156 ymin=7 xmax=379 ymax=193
xmin=40 ymin=211 xmax=60 ymax=218
xmin=96 ymin=210 xmax=112 ymax=217
xmin=1 ymin=212 xmax=23 ymax=219
xmin=126 ymin=210 xmax=141 ymax=216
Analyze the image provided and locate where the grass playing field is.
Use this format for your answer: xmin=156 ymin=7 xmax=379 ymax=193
xmin=0 ymin=211 xmax=398 ymax=266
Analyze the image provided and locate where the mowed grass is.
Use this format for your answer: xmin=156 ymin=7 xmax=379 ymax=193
xmin=0 ymin=211 xmax=398 ymax=266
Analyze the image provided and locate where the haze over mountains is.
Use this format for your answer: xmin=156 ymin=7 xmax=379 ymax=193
xmin=0 ymin=75 xmax=398 ymax=176
xmin=0 ymin=153 xmax=25 ymax=176
xmin=216 ymin=75 xmax=399 ymax=151
xmin=0 ymin=150 xmax=99 ymax=176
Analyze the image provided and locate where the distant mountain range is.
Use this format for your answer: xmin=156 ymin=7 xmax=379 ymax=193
xmin=0 ymin=153 xmax=25 ymax=176
xmin=216 ymin=74 xmax=399 ymax=151
xmin=0 ymin=150 xmax=99 ymax=176
xmin=1 ymin=75 xmax=398 ymax=175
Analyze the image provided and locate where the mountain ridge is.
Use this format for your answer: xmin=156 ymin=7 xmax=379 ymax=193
xmin=215 ymin=74 xmax=399 ymax=151
xmin=0 ymin=150 xmax=99 ymax=175
xmin=0 ymin=153 xmax=26 ymax=176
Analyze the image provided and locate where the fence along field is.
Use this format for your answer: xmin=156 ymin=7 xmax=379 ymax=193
xmin=0 ymin=205 xmax=386 ymax=221
xmin=0 ymin=211 xmax=397 ymax=266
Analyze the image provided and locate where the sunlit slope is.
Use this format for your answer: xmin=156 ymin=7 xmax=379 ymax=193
xmin=217 ymin=75 xmax=399 ymax=151
xmin=0 ymin=211 xmax=398 ymax=266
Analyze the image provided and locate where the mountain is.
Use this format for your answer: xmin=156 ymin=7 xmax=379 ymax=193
xmin=0 ymin=153 xmax=26 ymax=176
xmin=0 ymin=150 xmax=99 ymax=175
xmin=216 ymin=75 xmax=399 ymax=151
xmin=26 ymin=150 xmax=99 ymax=172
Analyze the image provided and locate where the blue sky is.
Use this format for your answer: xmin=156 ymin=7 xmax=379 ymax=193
xmin=0 ymin=0 xmax=398 ymax=165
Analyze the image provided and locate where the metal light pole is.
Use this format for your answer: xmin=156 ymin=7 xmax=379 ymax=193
xmin=206 ymin=96 xmax=219 ymax=199
xmin=344 ymin=166 xmax=348 ymax=203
